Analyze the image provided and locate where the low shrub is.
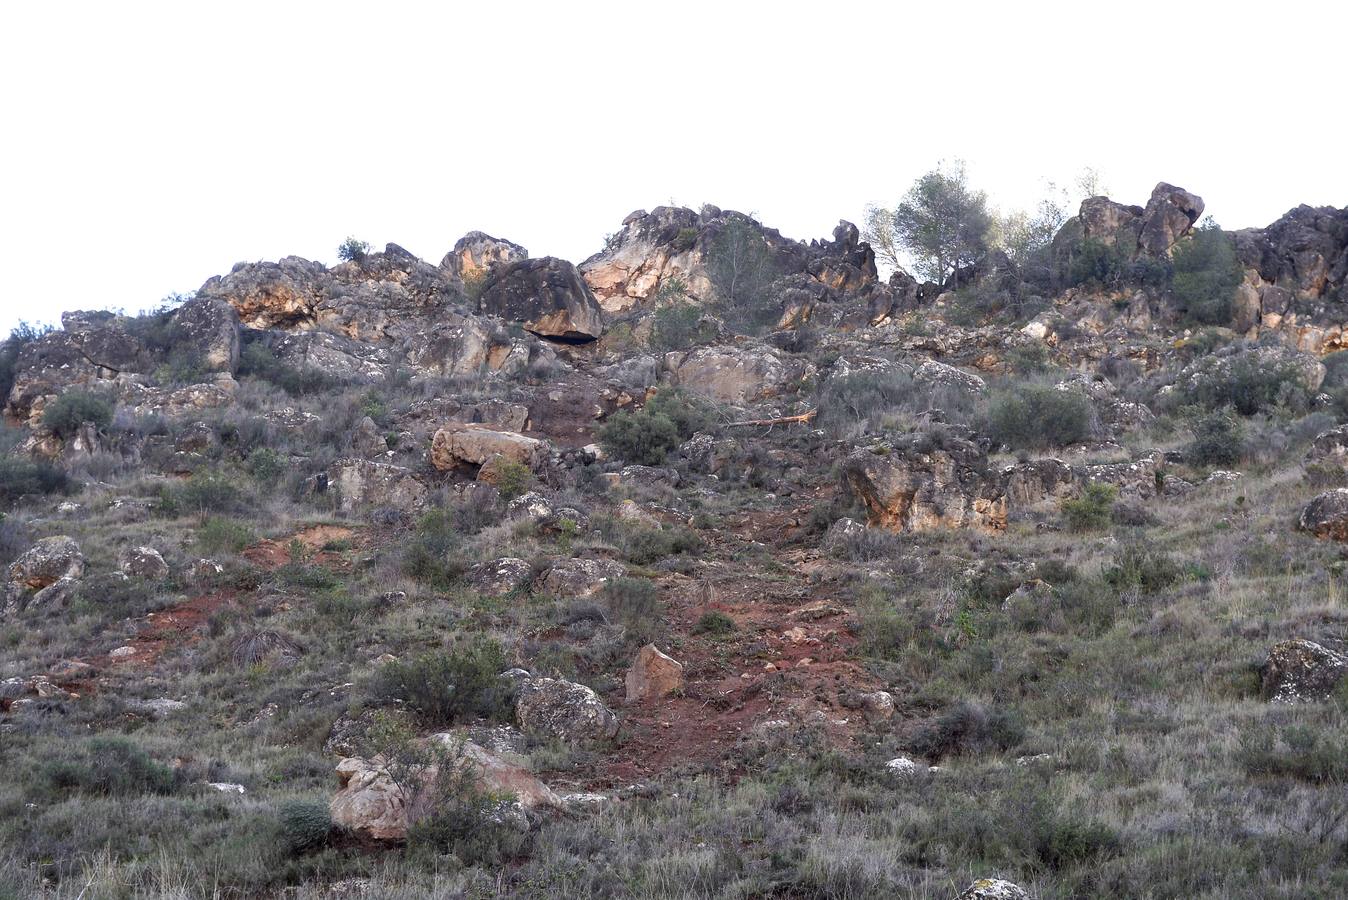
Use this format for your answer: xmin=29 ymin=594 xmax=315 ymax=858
xmin=1061 ymin=483 xmax=1117 ymax=532
xmin=908 ymin=700 xmax=1025 ymax=760
xmin=1103 ymin=540 xmax=1183 ymax=593
xmin=0 ymin=455 xmax=71 ymax=505
xmin=598 ymin=390 xmax=715 ymax=465
xmin=195 ymin=517 xmax=254 ymax=555
xmin=39 ymin=736 xmax=176 ymax=797
xmin=988 ymin=383 xmax=1091 ymax=450
xmin=602 ymin=577 xmax=664 ymax=645
xmin=691 ymin=610 xmax=737 ymax=637
xmin=42 ymin=390 xmax=114 ymax=439
xmin=401 ymin=508 xmax=464 ymax=587
xmin=369 ymin=639 xmax=511 ymax=726
xmin=276 ymin=799 xmax=333 ymax=854
xmin=1185 ymin=409 xmax=1243 ymax=467
xmin=1172 ymin=222 xmax=1242 ymax=326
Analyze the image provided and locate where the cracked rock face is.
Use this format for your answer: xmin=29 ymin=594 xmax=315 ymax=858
xmin=513 ymin=676 xmax=618 ymax=743
xmin=3 ymin=536 xmax=84 ymax=618
xmin=478 ymin=257 xmax=604 ymax=343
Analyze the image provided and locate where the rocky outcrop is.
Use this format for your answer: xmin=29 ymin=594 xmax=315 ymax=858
xmin=429 ymin=423 xmax=549 ymax=472
xmin=442 ymin=232 xmax=528 ymax=281
xmin=665 ymin=345 xmax=807 ymax=405
xmin=578 ymin=206 xmax=875 ymax=313
xmin=842 ymin=434 xmax=1008 ymax=533
xmin=514 ymin=676 xmax=619 ymax=744
xmin=3 ymin=536 xmax=84 ymax=617
xmin=1260 ymin=638 xmax=1347 ymax=703
xmin=478 ymin=257 xmax=604 ymax=342
xmin=1054 ymin=182 xmax=1203 ymax=263
xmin=330 ymin=735 xmax=561 ymax=842
xmin=171 ymin=295 xmax=241 ymax=373
xmin=467 ymin=558 xmax=533 ymax=597
xmin=625 ymin=644 xmax=684 ymax=703
xmin=1296 ymin=489 xmax=1348 ymax=540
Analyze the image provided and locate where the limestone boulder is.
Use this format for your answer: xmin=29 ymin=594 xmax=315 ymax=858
xmin=842 ymin=434 xmax=1007 ymax=533
xmin=625 ymin=644 xmax=684 ymax=703
xmin=1297 ymin=489 xmax=1348 ymax=541
xmin=118 ymin=546 xmax=169 ymax=579
xmin=665 ymin=345 xmax=806 ymax=405
xmin=430 ymin=423 xmax=549 ymax=472
xmin=322 ymin=459 xmax=427 ymax=514
xmin=170 ymin=294 xmax=240 ymax=373
xmin=4 ymin=536 xmax=84 ymax=617
xmin=534 ymin=558 xmax=626 ymax=599
xmin=956 ymin=879 xmax=1031 ymax=900
xmin=514 ymin=676 xmax=619 ymax=744
xmin=467 ymin=557 xmax=533 ymax=597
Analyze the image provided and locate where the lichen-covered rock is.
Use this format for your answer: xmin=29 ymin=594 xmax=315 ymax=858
xmin=514 ymin=676 xmax=619 ymax=744
xmin=534 ymin=558 xmax=626 ymax=599
xmin=324 ymin=707 xmax=416 ymax=757
xmin=171 ymin=294 xmax=241 ymax=373
xmin=4 ymin=536 xmax=84 ymax=617
xmin=1297 ymin=489 xmax=1348 ymax=541
xmin=956 ymin=878 xmax=1031 ymax=900
xmin=1260 ymin=638 xmax=1347 ymax=703
xmin=1062 ymin=182 xmax=1203 ymax=261
xmin=625 ymin=644 xmax=684 ymax=703
xmin=467 ymin=557 xmax=533 ymax=597
xmin=118 ymin=546 xmax=169 ymax=579
xmin=478 ymin=257 xmax=604 ymax=342
xmin=430 ymin=423 xmax=549 ymax=471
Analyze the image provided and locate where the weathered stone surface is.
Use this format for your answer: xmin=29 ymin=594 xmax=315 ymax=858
xmin=1261 ymin=639 xmax=1347 ymax=703
xmin=324 ymin=707 xmax=416 ymax=757
xmin=118 ymin=546 xmax=168 ymax=579
xmin=842 ymin=435 xmax=1007 ymax=533
xmin=534 ymin=558 xmax=626 ymax=599
xmin=323 ymin=459 xmax=427 ymax=513
xmin=443 ymin=231 xmax=528 ymax=281
xmin=430 ymin=423 xmax=548 ymax=471
xmin=330 ymin=735 xmax=561 ymax=842
xmin=478 ymin=257 xmax=604 ymax=342
xmin=467 ymin=557 xmax=533 ymax=597
xmin=1063 ymin=182 xmax=1203 ymax=261
xmin=665 ymin=345 xmax=806 ymax=405
xmin=4 ymin=536 xmax=84 ymax=617
xmin=1297 ymin=489 xmax=1348 ymax=541
xmin=625 ymin=644 xmax=684 ymax=703
xmin=514 ymin=676 xmax=619 ymax=743
xmin=1167 ymin=343 xmax=1324 ymax=402
xmin=171 ymin=294 xmax=241 ymax=373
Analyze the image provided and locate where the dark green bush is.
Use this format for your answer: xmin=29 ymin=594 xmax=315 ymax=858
xmin=42 ymin=390 xmax=114 ymax=439
xmin=238 ymin=342 xmax=341 ymax=397
xmin=0 ymin=456 xmax=71 ymax=505
xmin=195 ymin=517 xmax=254 ymax=555
xmin=1176 ymin=352 xmax=1313 ymax=417
xmin=1103 ymin=540 xmax=1183 ymax=593
xmin=401 ymin=508 xmax=464 ymax=587
xmin=1061 ymin=483 xmax=1117 ymax=532
xmin=1068 ymin=238 xmax=1130 ymax=287
xmin=39 ymin=736 xmax=176 ymax=797
xmin=988 ymin=383 xmax=1092 ymax=450
xmin=649 ymin=301 xmax=710 ymax=353
xmin=672 ymin=227 xmax=699 ymax=253
xmin=599 ymin=390 xmax=715 ymax=465
xmin=370 ymin=639 xmax=511 ymax=726
xmin=276 ymin=799 xmax=332 ymax=854
xmin=0 ymin=321 xmax=53 ymax=401
xmin=337 ymin=236 xmax=371 ymax=263
xmin=691 ymin=610 xmax=736 ymax=637
xmin=1185 ymin=409 xmax=1243 ymax=467
xmin=1172 ymin=222 xmax=1242 ymax=326
xmin=1237 ymin=726 xmax=1348 ymax=784
xmin=160 ymin=471 xmax=245 ymax=518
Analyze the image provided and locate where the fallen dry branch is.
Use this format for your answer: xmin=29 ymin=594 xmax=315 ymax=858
xmin=725 ymin=409 xmax=818 ymax=428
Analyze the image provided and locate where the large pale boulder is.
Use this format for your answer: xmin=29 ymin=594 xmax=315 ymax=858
xmin=1261 ymin=639 xmax=1348 ymax=703
xmin=534 ymin=558 xmax=626 ymax=599
xmin=665 ymin=346 xmax=807 ymax=405
xmin=514 ymin=676 xmax=619 ymax=744
xmin=330 ymin=735 xmax=561 ymax=842
xmin=118 ymin=546 xmax=169 ymax=579
xmin=956 ymin=879 xmax=1031 ymax=900
xmin=430 ymin=423 xmax=549 ymax=471
xmin=171 ymin=294 xmax=241 ymax=373
xmin=478 ymin=257 xmax=604 ymax=342
xmin=322 ymin=459 xmax=427 ymax=513
xmin=625 ymin=644 xmax=684 ymax=703
xmin=3 ymin=536 xmax=84 ymax=617
xmin=842 ymin=435 xmax=1007 ymax=533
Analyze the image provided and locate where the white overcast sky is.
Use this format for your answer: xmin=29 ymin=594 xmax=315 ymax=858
xmin=2 ymin=0 xmax=1345 ymax=332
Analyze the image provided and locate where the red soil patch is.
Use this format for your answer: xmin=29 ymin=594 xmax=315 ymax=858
xmin=243 ymin=524 xmax=358 ymax=569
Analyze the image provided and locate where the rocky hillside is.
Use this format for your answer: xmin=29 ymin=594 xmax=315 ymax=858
xmin=2 ymin=184 xmax=1348 ymax=899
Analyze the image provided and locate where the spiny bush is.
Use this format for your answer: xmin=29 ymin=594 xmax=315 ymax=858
xmin=42 ymin=390 xmax=114 ymax=439
xmin=1237 ymin=725 xmax=1348 ymax=784
xmin=1176 ymin=351 xmax=1314 ymax=417
xmin=1061 ymin=483 xmax=1117 ymax=531
xmin=370 ymin=638 xmax=511 ymax=726
xmin=401 ymin=508 xmax=464 ymax=587
xmin=195 ymin=517 xmax=254 ymax=555
xmin=276 ymin=799 xmax=333 ymax=854
xmin=988 ymin=383 xmax=1092 ymax=450
xmin=1103 ymin=540 xmax=1184 ymax=593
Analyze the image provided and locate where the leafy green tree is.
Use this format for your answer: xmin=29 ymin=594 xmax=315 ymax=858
xmin=1172 ymin=218 xmax=1243 ymax=325
xmin=866 ymin=160 xmax=995 ymax=287
xmin=706 ymin=214 xmax=781 ymax=331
